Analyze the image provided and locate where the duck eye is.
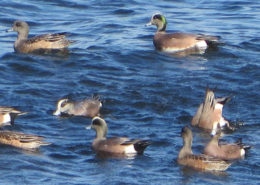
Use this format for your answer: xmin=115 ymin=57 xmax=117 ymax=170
xmin=61 ymin=101 xmax=67 ymax=107
xmin=92 ymin=119 xmax=101 ymax=126
xmin=15 ymin=22 xmax=22 ymax=27
xmin=153 ymin=14 xmax=162 ymax=20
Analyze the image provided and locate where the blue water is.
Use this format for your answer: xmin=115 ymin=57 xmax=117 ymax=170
xmin=0 ymin=0 xmax=260 ymax=184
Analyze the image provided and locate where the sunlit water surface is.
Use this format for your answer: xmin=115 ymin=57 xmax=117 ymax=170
xmin=0 ymin=0 xmax=259 ymax=184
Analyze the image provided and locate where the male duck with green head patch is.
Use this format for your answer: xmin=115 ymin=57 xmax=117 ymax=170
xmin=146 ymin=13 xmax=220 ymax=54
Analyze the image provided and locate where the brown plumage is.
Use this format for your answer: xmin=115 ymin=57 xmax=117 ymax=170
xmin=88 ymin=117 xmax=150 ymax=156
xmin=7 ymin=20 xmax=74 ymax=53
xmin=204 ymin=134 xmax=251 ymax=160
xmin=0 ymin=131 xmax=51 ymax=150
xmin=177 ymin=126 xmax=232 ymax=171
xmin=146 ymin=13 xmax=220 ymax=53
xmin=53 ymin=97 xmax=102 ymax=118
xmin=0 ymin=106 xmax=27 ymax=127
xmin=191 ymin=88 xmax=231 ymax=136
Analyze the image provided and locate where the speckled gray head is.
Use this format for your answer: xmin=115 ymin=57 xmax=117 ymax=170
xmin=7 ymin=21 xmax=30 ymax=37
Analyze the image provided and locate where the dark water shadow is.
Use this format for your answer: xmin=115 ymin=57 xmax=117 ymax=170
xmin=27 ymin=48 xmax=71 ymax=56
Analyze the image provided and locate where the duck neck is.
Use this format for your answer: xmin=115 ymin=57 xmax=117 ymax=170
xmin=95 ymin=126 xmax=107 ymax=140
xmin=17 ymin=29 xmax=29 ymax=41
xmin=178 ymin=136 xmax=192 ymax=159
xmin=157 ymin=22 xmax=166 ymax=32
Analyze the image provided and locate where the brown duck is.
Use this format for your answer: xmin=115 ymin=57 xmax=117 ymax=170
xmin=87 ymin=117 xmax=150 ymax=156
xmin=0 ymin=131 xmax=51 ymax=150
xmin=204 ymin=133 xmax=251 ymax=160
xmin=7 ymin=20 xmax=74 ymax=53
xmin=191 ymin=88 xmax=231 ymax=135
xmin=53 ymin=97 xmax=102 ymax=118
xmin=146 ymin=13 xmax=220 ymax=53
xmin=0 ymin=106 xmax=27 ymax=127
xmin=177 ymin=126 xmax=232 ymax=171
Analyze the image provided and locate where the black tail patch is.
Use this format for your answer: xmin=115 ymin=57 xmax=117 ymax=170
xmin=133 ymin=140 xmax=151 ymax=154
xmin=236 ymin=138 xmax=251 ymax=151
xmin=9 ymin=113 xmax=18 ymax=126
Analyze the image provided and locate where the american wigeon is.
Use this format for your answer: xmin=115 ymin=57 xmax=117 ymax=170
xmin=191 ymin=88 xmax=232 ymax=136
xmin=0 ymin=106 xmax=27 ymax=127
xmin=53 ymin=97 xmax=102 ymax=118
xmin=177 ymin=126 xmax=232 ymax=171
xmin=87 ymin=117 xmax=150 ymax=155
xmin=0 ymin=131 xmax=51 ymax=150
xmin=204 ymin=134 xmax=251 ymax=160
xmin=146 ymin=13 xmax=220 ymax=53
xmin=7 ymin=20 xmax=74 ymax=53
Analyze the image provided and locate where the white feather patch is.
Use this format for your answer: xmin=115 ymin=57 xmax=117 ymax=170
xmin=3 ymin=114 xmax=11 ymax=124
xmin=211 ymin=122 xmax=218 ymax=136
xmin=195 ymin=40 xmax=208 ymax=50
xmin=162 ymin=47 xmax=186 ymax=53
xmin=124 ymin=145 xmax=137 ymax=154
xmin=240 ymin=149 xmax=245 ymax=157
xmin=215 ymin=103 xmax=223 ymax=110
xmin=219 ymin=117 xmax=227 ymax=127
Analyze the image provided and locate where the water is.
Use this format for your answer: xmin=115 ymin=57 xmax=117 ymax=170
xmin=0 ymin=0 xmax=259 ymax=184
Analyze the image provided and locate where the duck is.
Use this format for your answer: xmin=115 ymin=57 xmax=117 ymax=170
xmin=0 ymin=106 xmax=27 ymax=127
xmin=0 ymin=130 xmax=51 ymax=150
xmin=7 ymin=20 xmax=74 ymax=53
xmin=191 ymin=88 xmax=232 ymax=136
xmin=204 ymin=133 xmax=251 ymax=160
xmin=146 ymin=13 xmax=220 ymax=53
xmin=177 ymin=126 xmax=232 ymax=171
xmin=53 ymin=97 xmax=102 ymax=118
xmin=87 ymin=116 xmax=150 ymax=156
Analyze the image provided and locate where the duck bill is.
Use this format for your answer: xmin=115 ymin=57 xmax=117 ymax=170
xmin=85 ymin=125 xmax=92 ymax=130
xmin=145 ymin=22 xmax=152 ymax=27
xmin=53 ymin=110 xmax=61 ymax=116
xmin=6 ymin=27 xmax=14 ymax=32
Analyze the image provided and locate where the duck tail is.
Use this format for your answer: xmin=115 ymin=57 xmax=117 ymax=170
xmin=236 ymin=138 xmax=251 ymax=151
xmin=9 ymin=111 xmax=27 ymax=125
xmin=197 ymin=34 xmax=222 ymax=47
xmin=133 ymin=140 xmax=151 ymax=154
xmin=216 ymin=95 xmax=232 ymax=105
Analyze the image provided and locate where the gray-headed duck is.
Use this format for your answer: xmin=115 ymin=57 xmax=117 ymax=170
xmin=53 ymin=97 xmax=102 ymax=118
xmin=87 ymin=117 xmax=150 ymax=156
xmin=7 ymin=20 xmax=74 ymax=53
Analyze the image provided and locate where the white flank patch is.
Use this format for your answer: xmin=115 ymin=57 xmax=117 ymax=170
xmin=3 ymin=114 xmax=11 ymax=124
xmin=215 ymin=103 xmax=223 ymax=110
xmin=163 ymin=47 xmax=185 ymax=53
xmin=195 ymin=40 xmax=208 ymax=50
xmin=219 ymin=117 xmax=227 ymax=127
xmin=211 ymin=128 xmax=217 ymax=136
xmin=240 ymin=149 xmax=245 ymax=157
xmin=124 ymin=145 xmax=137 ymax=154
xmin=211 ymin=122 xmax=218 ymax=136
